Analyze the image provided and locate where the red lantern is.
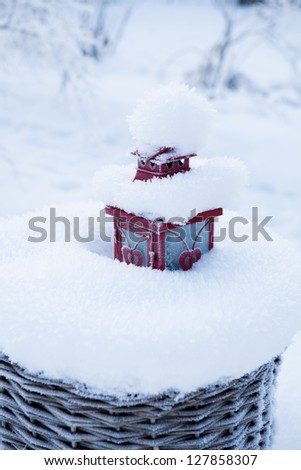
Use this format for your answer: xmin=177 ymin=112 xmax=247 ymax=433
xmin=106 ymin=147 xmax=223 ymax=271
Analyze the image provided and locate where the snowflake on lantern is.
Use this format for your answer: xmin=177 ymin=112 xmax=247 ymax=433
xmin=105 ymin=84 xmax=223 ymax=271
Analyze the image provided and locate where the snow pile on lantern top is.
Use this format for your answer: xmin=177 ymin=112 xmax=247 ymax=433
xmin=95 ymin=157 xmax=247 ymax=221
xmin=0 ymin=203 xmax=300 ymax=397
xmin=128 ymin=84 xmax=213 ymax=154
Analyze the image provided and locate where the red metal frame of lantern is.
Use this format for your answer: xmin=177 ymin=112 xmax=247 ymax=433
xmin=132 ymin=147 xmax=196 ymax=182
xmin=105 ymin=147 xmax=223 ymax=271
xmin=106 ymin=206 xmax=222 ymax=271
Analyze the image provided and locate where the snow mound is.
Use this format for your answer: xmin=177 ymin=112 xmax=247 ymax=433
xmin=127 ymin=84 xmax=214 ymax=154
xmin=94 ymin=157 xmax=247 ymax=221
xmin=0 ymin=203 xmax=300 ymax=397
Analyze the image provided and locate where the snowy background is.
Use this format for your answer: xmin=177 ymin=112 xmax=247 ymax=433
xmin=0 ymin=0 xmax=301 ymax=449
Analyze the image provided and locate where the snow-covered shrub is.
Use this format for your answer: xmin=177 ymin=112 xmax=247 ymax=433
xmin=194 ymin=0 xmax=301 ymax=104
xmin=0 ymin=0 xmax=133 ymax=82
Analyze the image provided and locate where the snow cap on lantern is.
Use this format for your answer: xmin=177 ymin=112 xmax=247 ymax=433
xmin=106 ymin=84 xmax=222 ymax=271
xmin=128 ymin=83 xmax=214 ymax=154
xmin=128 ymin=83 xmax=214 ymax=181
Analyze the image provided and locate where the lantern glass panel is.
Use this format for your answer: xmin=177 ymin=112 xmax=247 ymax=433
xmin=165 ymin=221 xmax=210 ymax=271
xmin=121 ymin=227 xmax=149 ymax=267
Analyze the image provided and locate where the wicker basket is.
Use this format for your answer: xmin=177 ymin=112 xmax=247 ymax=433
xmin=0 ymin=353 xmax=280 ymax=450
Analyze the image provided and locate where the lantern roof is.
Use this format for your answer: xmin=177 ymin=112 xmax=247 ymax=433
xmin=131 ymin=146 xmax=197 ymax=164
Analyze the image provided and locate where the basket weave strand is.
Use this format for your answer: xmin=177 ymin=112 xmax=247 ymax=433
xmin=0 ymin=354 xmax=280 ymax=450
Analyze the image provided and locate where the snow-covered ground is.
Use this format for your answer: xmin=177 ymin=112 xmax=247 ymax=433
xmin=0 ymin=0 xmax=301 ymax=449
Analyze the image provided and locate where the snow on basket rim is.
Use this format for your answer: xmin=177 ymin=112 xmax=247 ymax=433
xmin=127 ymin=83 xmax=214 ymax=155
xmin=0 ymin=203 xmax=300 ymax=396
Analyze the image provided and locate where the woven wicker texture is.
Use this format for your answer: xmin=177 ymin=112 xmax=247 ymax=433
xmin=0 ymin=354 xmax=280 ymax=450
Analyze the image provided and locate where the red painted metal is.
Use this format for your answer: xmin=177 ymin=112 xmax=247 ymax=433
xmin=179 ymin=248 xmax=202 ymax=271
xmin=113 ymin=216 xmax=122 ymax=262
xmin=132 ymin=147 xmax=196 ymax=182
xmin=209 ymin=218 xmax=214 ymax=251
xmin=152 ymin=223 xmax=166 ymax=271
xmin=186 ymin=208 xmax=223 ymax=226
xmin=134 ymin=158 xmax=190 ymax=182
xmin=122 ymin=247 xmax=143 ymax=267
xmin=106 ymin=206 xmax=222 ymax=231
